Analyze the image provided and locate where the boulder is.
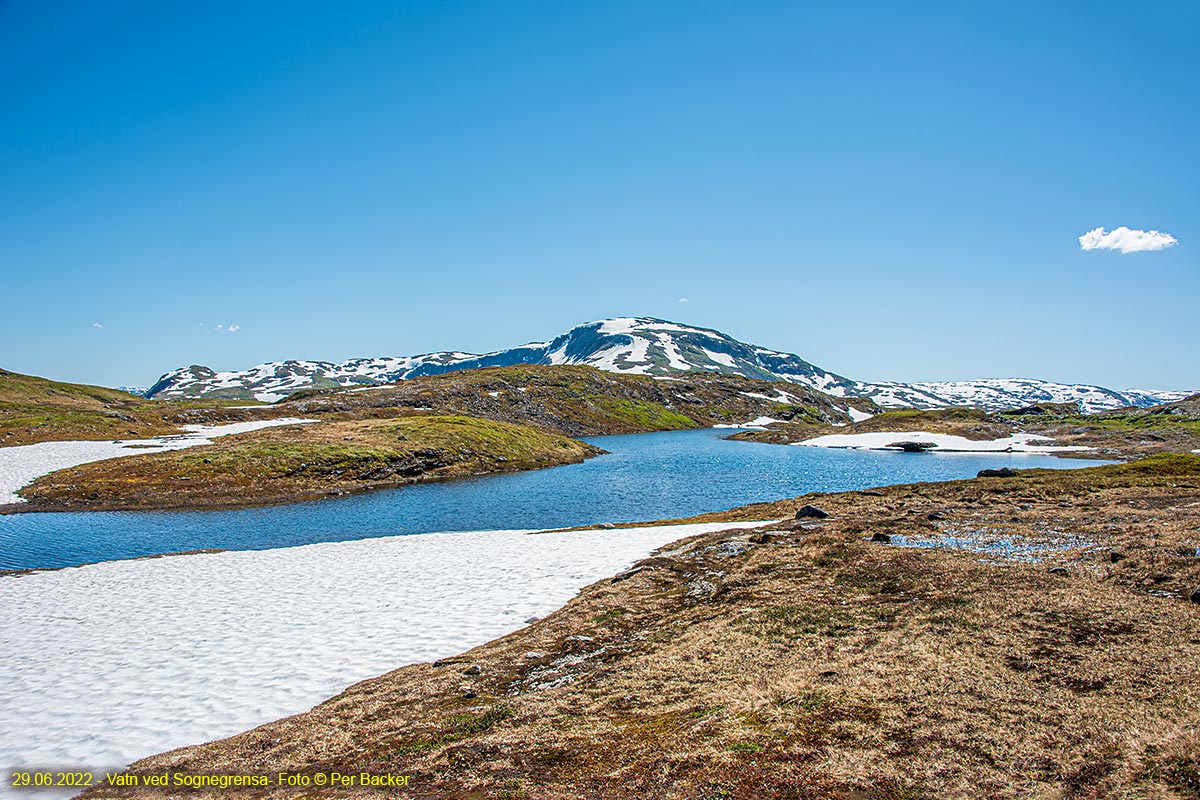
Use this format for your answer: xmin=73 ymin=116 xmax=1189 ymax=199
xmin=870 ymin=532 xmax=891 ymax=543
xmin=1191 ymin=586 xmax=1200 ymax=605
xmin=978 ymin=467 xmax=1018 ymax=478
xmin=1048 ymin=567 xmax=1069 ymax=576
xmin=795 ymin=504 xmax=830 ymax=519
xmin=1109 ymin=551 xmax=1127 ymax=564
xmin=888 ymin=441 xmax=939 ymax=452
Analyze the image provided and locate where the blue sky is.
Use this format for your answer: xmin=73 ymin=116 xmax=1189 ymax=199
xmin=1 ymin=1 xmax=1196 ymax=390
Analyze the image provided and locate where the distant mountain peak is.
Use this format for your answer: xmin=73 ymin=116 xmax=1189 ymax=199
xmin=142 ymin=317 xmax=1191 ymax=412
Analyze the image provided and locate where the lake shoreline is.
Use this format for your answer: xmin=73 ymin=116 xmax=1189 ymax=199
xmin=74 ymin=454 xmax=1200 ymax=799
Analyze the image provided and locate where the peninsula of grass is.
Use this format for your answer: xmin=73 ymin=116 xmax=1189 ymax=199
xmin=17 ymin=415 xmax=601 ymax=511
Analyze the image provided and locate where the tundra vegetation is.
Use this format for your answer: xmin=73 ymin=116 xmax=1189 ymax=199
xmin=84 ymin=456 xmax=1200 ymax=799
xmin=17 ymin=416 xmax=602 ymax=512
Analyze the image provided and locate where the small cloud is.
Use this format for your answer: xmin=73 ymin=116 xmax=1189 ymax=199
xmin=214 ymin=323 xmax=240 ymax=333
xmin=93 ymin=322 xmax=103 ymax=329
xmin=1079 ymin=226 xmax=1178 ymax=254
xmin=228 ymin=324 xmax=240 ymax=333
xmin=677 ymin=297 xmax=689 ymax=303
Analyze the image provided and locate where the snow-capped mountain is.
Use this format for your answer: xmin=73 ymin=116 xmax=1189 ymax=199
xmin=143 ymin=317 xmax=1190 ymax=412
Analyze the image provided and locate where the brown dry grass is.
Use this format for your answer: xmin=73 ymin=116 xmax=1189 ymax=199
xmin=81 ymin=456 xmax=1200 ymax=800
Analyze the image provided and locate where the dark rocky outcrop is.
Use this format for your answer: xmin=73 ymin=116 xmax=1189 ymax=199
xmin=978 ymin=467 xmax=1018 ymax=478
xmin=795 ymin=504 xmax=830 ymax=519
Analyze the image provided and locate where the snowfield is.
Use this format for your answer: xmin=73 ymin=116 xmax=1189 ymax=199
xmin=0 ymin=521 xmax=767 ymax=792
xmin=0 ymin=419 xmax=315 ymax=505
xmin=713 ymin=416 xmax=787 ymax=429
xmin=793 ymin=431 xmax=1093 ymax=454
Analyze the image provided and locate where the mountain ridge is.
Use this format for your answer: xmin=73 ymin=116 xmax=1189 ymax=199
xmin=143 ymin=317 xmax=1191 ymax=413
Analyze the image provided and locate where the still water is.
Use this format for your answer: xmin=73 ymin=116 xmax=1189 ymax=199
xmin=0 ymin=428 xmax=1106 ymax=570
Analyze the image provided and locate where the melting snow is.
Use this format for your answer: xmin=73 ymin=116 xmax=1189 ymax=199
xmin=0 ymin=521 xmax=768 ymax=785
xmin=845 ymin=406 xmax=874 ymax=422
xmin=713 ymin=416 xmax=785 ymax=429
xmin=793 ymin=431 xmax=1092 ymax=454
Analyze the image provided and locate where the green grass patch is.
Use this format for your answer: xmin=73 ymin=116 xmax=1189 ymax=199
xmin=393 ymin=704 xmax=515 ymax=756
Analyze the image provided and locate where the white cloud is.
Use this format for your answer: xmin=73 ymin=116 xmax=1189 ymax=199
xmin=92 ymin=322 xmax=103 ymax=329
xmin=1079 ymin=226 xmax=1178 ymax=254
xmin=228 ymin=324 xmax=241 ymax=333
xmin=677 ymin=297 xmax=689 ymax=303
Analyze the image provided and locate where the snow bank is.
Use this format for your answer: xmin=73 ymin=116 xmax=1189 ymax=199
xmin=0 ymin=521 xmax=766 ymax=787
xmin=713 ymin=416 xmax=785 ymax=429
xmin=845 ymin=406 xmax=874 ymax=423
xmin=0 ymin=419 xmax=315 ymax=505
xmin=793 ymin=431 xmax=1092 ymax=454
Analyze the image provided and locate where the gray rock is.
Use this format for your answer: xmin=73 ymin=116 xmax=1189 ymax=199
xmin=888 ymin=441 xmax=939 ymax=452
xmin=717 ymin=541 xmax=750 ymax=557
xmin=523 ymin=651 xmax=545 ymax=660
xmin=978 ymin=467 xmax=1019 ymax=478
xmin=795 ymin=504 xmax=830 ymax=519
xmin=1109 ymin=550 xmax=1127 ymax=563
xmin=1048 ymin=566 xmax=1069 ymax=576
xmin=857 ymin=490 xmax=885 ymax=497
xmin=871 ymin=532 xmax=891 ymax=543
xmin=459 ymin=685 xmax=477 ymax=699
xmin=927 ymin=511 xmax=947 ymax=521
xmin=597 ymin=522 xmax=616 ymax=529
xmin=462 ymin=665 xmax=481 ymax=676
xmin=611 ymin=566 xmax=645 ymax=583
xmin=524 ymin=616 xmax=540 ymax=624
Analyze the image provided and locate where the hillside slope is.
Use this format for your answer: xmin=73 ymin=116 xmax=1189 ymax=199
xmin=278 ymin=364 xmax=859 ymax=437
xmin=0 ymin=368 xmax=276 ymax=445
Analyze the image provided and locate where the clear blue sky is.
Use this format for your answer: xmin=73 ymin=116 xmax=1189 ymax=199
xmin=1 ymin=1 xmax=1196 ymax=390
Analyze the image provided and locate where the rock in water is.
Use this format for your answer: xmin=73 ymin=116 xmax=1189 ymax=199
xmin=888 ymin=441 xmax=939 ymax=452
xmin=795 ymin=504 xmax=830 ymax=519
xmin=870 ymin=532 xmax=891 ymax=543
xmin=978 ymin=467 xmax=1019 ymax=478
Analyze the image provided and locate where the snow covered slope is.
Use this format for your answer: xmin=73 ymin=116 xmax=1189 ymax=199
xmin=143 ymin=317 xmax=1189 ymax=412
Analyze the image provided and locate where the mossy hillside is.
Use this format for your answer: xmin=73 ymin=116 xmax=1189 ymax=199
xmin=17 ymin=416 xmax=601 ymax=511
xmin=284 ymin=364 xmax=854 ymax=437
xmin=1002 ymin=410 xmax=1200 ymax=435
xmin=0 ymin=368 xmax=281 ymax=445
